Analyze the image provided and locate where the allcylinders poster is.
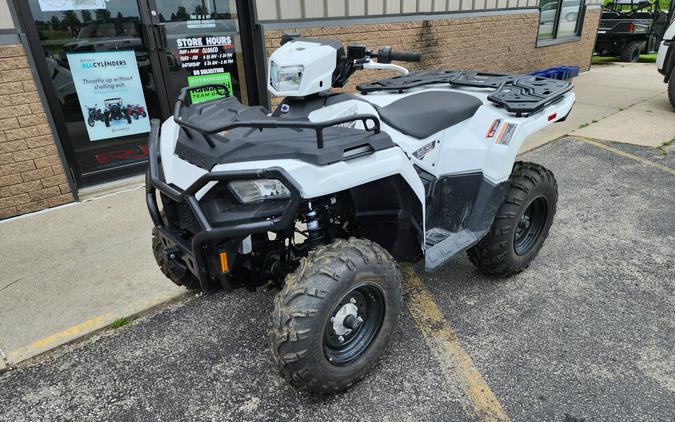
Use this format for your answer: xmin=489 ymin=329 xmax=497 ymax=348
xmin=67 ymin=50 xmax=150 ymax=141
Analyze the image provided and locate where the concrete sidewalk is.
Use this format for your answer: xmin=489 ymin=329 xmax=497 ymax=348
xmin=522 ymin=62 xmax=670 ymax=151
xmin=0 ymin=187 xmax=185 ymax=367
xmin=0 ymin=61 xmax=672 ymax=369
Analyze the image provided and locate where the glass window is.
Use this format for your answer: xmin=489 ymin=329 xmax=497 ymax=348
xmin=538 ymin=0 xmax=582 ymax=40
xmin=557 ymin=0 xmax=582 ymax=37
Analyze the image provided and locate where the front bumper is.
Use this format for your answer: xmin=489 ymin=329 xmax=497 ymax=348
xmin=145 ymin=119 xmax=301 ymax=291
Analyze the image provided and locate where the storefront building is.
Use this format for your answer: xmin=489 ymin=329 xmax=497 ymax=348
xmin=0 ymin=0 xmax=600 ymax=220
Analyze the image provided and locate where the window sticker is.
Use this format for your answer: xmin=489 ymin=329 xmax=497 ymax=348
xmin=496 ymin=122 xmax=518 ymax=146
xmin=38 ymin=0 xmax=106 ymax=12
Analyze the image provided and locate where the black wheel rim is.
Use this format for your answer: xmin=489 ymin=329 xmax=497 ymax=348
xmin=514 ymin=196 xmax=548 ymax=256
xmin=323 ymin=283 xmax=385 ymax=366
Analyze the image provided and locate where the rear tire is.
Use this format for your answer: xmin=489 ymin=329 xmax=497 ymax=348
xmin=619 ymin=41 xmax=641 ymax=63
xmin=152 ymin=227 xmax=201 ymax=290
xmin=467 ymin=162 xmax=557 ymax=277
xmin=668 ymin=68 xmax=675 ymax=111
xmin=270 ymin=238 xmax=402 ymax=393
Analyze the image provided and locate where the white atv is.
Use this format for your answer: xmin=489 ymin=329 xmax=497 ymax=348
xmin=146 ymin=34 xmax=575 ymax=393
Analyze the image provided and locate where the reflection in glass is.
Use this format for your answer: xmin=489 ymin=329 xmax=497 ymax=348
xmin=154 ymin=0 xmax=248 ymax=105
xmin=538 ymin=0 xmax=559 ymax=39
xmin=557 ymin=0 xmax=581 ymax=37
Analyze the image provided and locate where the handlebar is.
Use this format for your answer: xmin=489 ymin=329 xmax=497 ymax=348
xmin=373 ymin=47 xmax=422 ymax=63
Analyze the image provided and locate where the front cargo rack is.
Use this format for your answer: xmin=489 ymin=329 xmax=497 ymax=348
xmin=173 ymin=83 xmax=383 ymax=149
xmin=356 ymin=70 xmax=573 ymax=116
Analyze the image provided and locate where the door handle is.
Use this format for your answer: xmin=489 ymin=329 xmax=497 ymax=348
xmin=154 ymin=23 xmax=168 ymax=50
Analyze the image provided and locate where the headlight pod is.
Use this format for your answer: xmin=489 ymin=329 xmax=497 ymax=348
xmin=228 ymin=179 xmax=291 ymax=204
xmin=270 ymin=61 xmax=304 ymax=92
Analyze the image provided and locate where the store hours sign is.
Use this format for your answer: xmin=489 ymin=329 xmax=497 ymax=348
xmin=177 ymin=35 xmax=236 ymax=104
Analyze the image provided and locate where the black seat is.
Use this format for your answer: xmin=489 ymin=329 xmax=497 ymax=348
xmin=375 ymin=91 xmax=483 ymax=139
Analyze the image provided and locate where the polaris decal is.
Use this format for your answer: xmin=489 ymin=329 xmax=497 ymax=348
xmin=496 ymin=122 xmax=518 ymax=145
xmin=413 ymin=141 xmax=436 ymax=160
xmin=486 ymin=119 xmax=502 ymax=138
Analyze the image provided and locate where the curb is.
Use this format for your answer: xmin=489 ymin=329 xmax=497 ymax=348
xmin=1 ymin=289 xmax=189 ymax=371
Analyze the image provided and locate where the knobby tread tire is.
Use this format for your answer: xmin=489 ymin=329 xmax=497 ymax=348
xmin=668 ymin=68 xmax=675 ymax=110
xmin=152 ymin=227 xmax=201 ymax=290
xmin=467 ymin=162 xmax=558 ymax=277
xmin=269 ymin=238 xmax=402 ymax=394
xmin=619 ymin=41 xmax=641 ymax=63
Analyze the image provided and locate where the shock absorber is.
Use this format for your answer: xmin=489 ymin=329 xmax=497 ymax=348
xmin=304 ymin=201 xmax=325 ymax=248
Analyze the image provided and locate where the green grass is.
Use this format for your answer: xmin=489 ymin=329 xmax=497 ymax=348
xmin=592 ymin=53 xmax=657 ymax=64
xmin=111 ymin=317 xmax=132 ymax=329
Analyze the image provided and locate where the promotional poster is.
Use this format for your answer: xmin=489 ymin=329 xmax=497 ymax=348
xmin=67 ymin=50 xmax=150 ymax=142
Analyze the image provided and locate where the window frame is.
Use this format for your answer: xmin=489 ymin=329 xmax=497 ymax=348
xmin=536 ymin=0 xmax=586 ymax=46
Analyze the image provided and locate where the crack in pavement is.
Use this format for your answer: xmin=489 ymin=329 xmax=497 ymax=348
xmin=0 ymin=279 xmax=22 ymax=294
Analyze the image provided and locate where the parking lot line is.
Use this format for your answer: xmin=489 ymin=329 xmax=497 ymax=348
xmin=403 ymin=266 xmax=509 ymax=422
xmin=577 ymin=137 xmax=675 ymax=176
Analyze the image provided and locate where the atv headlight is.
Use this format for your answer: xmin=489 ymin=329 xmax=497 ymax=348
xmin=270 ymin=62 xmax=304 ymax=92
xmin=228 ymin=179 xmax=291 ymax=204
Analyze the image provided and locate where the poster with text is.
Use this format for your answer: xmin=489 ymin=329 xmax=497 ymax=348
xmin=67 ymin=50 xmax=150 ymax=142
xmin=176 ymin=35 xmax=237 ymax=104
xmin=39 ymin=0 xmax=106 ymax=12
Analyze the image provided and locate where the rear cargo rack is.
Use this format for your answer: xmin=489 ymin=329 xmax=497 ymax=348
xmin=173 ymin=84 xmax=382 ymax=149
xmin=356 ymin=70 xmax=573 ymax=116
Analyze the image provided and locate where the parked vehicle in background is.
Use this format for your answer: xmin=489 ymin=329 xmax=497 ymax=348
xmin=86 ymin=105 xmax=105 ymax=127
xmin=656 ymin=0 xmax=675 ymax=108
xmin=103 ymin=98 xmax=131 ymax=127
xmin=595 ymin=0 xmax=670 ymax=62
xmin=127 ymin=104 xmax=147 ymax=120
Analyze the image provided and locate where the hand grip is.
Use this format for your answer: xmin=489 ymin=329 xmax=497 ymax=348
xmin=389 ymin=51 xmax=422 ymax=62
xmin=376 ymin=47 xmax=422 ymax=63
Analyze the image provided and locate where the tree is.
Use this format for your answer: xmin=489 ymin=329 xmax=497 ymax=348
xmin=95 ymin=9 xmax=111 ymax=20
xmin=176 ymin=6 xmax=189 ymax=20
xmin=50 ymin=15 xmax=60 ymax=31
xmin=81 ymin=10 xmax=92 ymax=22
xmin=62 ymin=11 xmax=81 ymax=36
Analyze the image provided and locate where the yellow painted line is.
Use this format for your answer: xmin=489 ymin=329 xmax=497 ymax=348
xmin=577 ymin=137 xmax=675 ymax=176
xmin=6 ymin=290 xmax=185 ymax=364
xmin=403 ymin=265 xmax=509 ymax=422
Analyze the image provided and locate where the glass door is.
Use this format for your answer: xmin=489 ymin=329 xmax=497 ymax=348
xmin=148 ymin=0 xmax=250 ymax=106
xmin=20 ymin=0 xmax=167 ymax=186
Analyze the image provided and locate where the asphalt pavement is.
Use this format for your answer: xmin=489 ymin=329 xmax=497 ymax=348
xmin=0 ymin=137 xmax=673 ymax=421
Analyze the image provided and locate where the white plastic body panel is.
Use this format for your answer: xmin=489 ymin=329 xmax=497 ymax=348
xmin=267 ymin=40 xmax=337 ymax=97
xmin=159 ymin=79 xmax=574 ymax=243
xmin=656 ymin=22 xmax=675 ymax=71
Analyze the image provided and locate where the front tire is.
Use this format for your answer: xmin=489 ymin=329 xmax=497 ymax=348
xmin=467 ymin=162 xmax=558 ymax=277
xmin=152 ymin=228 xmax=201 ymax=290
xmin=668 ymin=68 xmax=675 ymax=111
xmin=270 ymin=238 xmax=402 ymax=393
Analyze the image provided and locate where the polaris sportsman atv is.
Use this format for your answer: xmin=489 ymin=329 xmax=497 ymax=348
xmin=146 ymin=34 xmax=575 ymax=393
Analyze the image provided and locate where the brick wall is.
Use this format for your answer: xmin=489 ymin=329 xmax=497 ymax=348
xmin=0 ymin=43 xmax=73 ymax=220
xmin=264 ymin=8 xmax=601 ymax=108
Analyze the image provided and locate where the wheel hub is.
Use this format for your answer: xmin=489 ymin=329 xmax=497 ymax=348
xmin=323 ymin=284 xmax=385 ymax=366
xmin=332 ymin=302 xmax=361 ymax=336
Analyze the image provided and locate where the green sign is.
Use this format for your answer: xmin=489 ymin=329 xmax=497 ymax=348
xmin=187 ymin=72 xmax=233 ymax=104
